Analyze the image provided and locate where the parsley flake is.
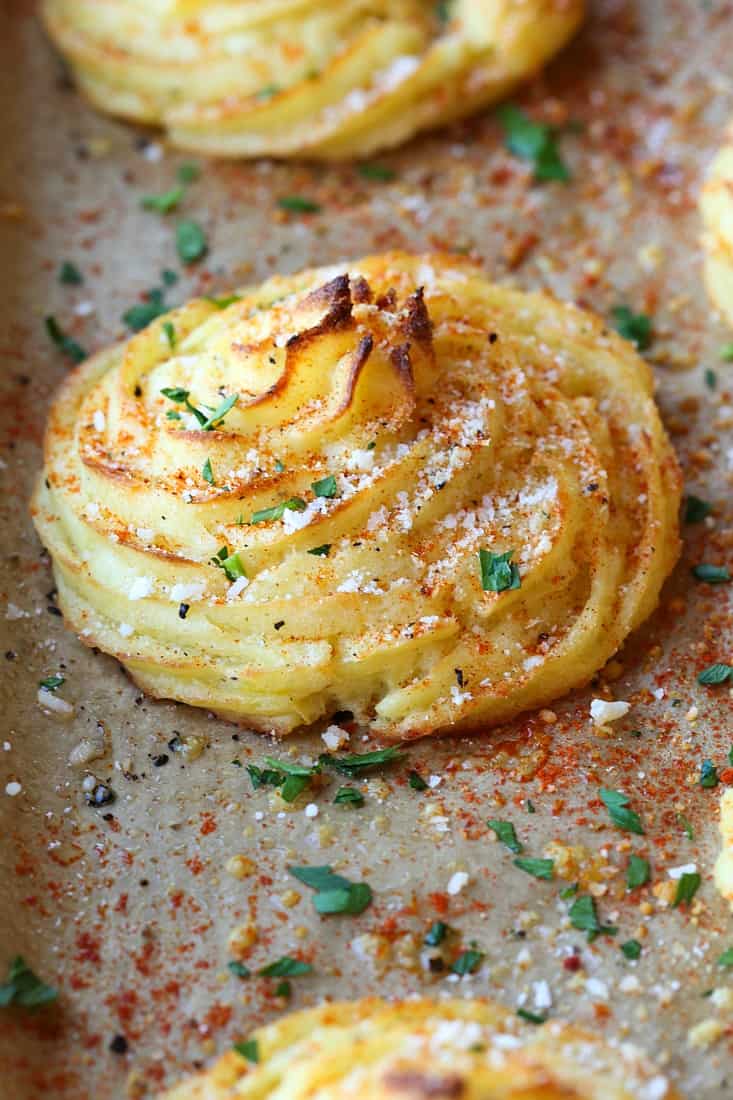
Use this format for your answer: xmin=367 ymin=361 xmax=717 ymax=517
xmin=599 ymin=788 xmax=644 ymax=835
xmin=684 ymin=495 xmax=712 ymax=524
xmin=451 ymin=949 xmax=484 ymax=976
xmin=333 ymin=786 xmax=364 ymax=807
xmin=673 ymin=871 xmax=701 ymax=908
xmin=498 ymin=104 xmax=570 ymax=182
xmin=178 ymin=161 xmax=200 ymax=184
xmin=513 ymin=857 xmax=554 ymax=880
xmin=318 ymin=747 xmax=403 ymax=775
xmin=479 ymin=549 xmax=521 ymax=592
xmin=227 ymin=961 xmax=251 ymax=979
xmin=59 ymin=260 xmax=83 ymax=285
xmin=568 ymin=894 xmax=617 ymax=941
xmin=697 ymin=663 xmax=733 ymax=685
xmin=277 ymin=196 xmax=322 ymax=214
xmin=692 ymin=563 xmax=730 ymax=584
xmin=308 ymin=544 xmax=332 ymax=557
xmin=45 ymin=315 xmax=87 ymax=363
xmin=718 ymin=948 xmax=733 ymax=967
xmin=39 ymin=675 xmax=65 ymax=692
xmin=626 ymin=854 xmax=650 ymax=889
xmin=517 ymin=1008 xmax=546 ymax=1024
xmin=487 ymin=819 xmax=523 ymax=854
xmin=621 ymin=939 xmax=642 ymax=960
xmin=123 ymin=287 xmax=168 ymax=332
xmin=0 ymin=957 xmax=57 ymax=1009
xmin=251 ymin=498 xmax=306 ymax=524
xmin=611 ymin=306 xmax=653 ymax=351
xmin=288 ymin=865 xmax=372 ymax=916
xmin=202 ymin=457 xmax=215 ymax=485
xmin=176 ymin=220 xmax=207 ymax=264
xmin=311 ymin=474 xmax=338 ymax=499
xmin=424 ymin=921 xmax=450 ymax=946
xmin=258 ymin=957 xmax=312 ymax=978
xmin=233 ymin=1039 xmax=259 ymax=1063
xmin=141 ymin=185 xmax=185 ymax=214
xmin=357 ymin=163 xmax=396 ymax=182
xmin=700 ymin=759 xmax=719 ymax=788
xmin=408 ymin=770 xmax=428 ymax=791
xmin=677 ymin=812 xmax=694 ymax=840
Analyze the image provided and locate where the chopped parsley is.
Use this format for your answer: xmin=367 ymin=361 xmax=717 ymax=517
xmin=59 ymin=260 xmax=83 ymax=285
xmin=233 ymin=1039 xmax=259 ymax=1063
xmin=176 ymin=220 xmax=207 ymax=264
xmin=160 ymin=387 xmax=239 ymax=430
xmin=277 ymin=196 xmax=322 ymax=214
xmin=526 ymin=799 xmax=536 ymax=814
xmin=178 ymin=161 xmax=200 ymax=184
xmin=720 ymin=343 xmax=733 ymax=361
xmin=479 ymin=549 xmax=521 ymax=592
xmin=559 ymin=883 xmax=578 ymax=899
xmin=568 ymin=894 xmax=617 ymax=941
xmin=513 ymin=857 xmax=554 ymax=880
xmin=451 ymin=949 xmax=484 ymax=976
xmin=408 ymin=770 xmax=428 ymax=791
xmin=677 ymin=812 xmax=694 ymax=840
xmin=599 ymin=788 xmax=644 ymax=835
xmin=333 ymin=787 xmax=364 ymax=807
xmin=206 ymin=294 xmax=242 ymax=309
xmin=311 ymin=474 xmax=338 ymax=499
xmin=248 ymin=757 xmax=318 ymax=803
xmin=498 ymin=104 xmax=570 ymax=182
xmin=45 ymin=315 xmax=87 ymax=363
xmin=517 ymin=1008 xmax=546 ymax=1024
xmin=699 ymin=759 xmax=719 ymax=788
xmin=141 ymin=185 xmax=185 ymax=214
xmin=718 ymin=948 xmax=733 ymax=967
xmin=274 ymin=980 xmax=291 ymax=999
xmin=610 ymin=306 xmax=653 ymax=351
xmin=621 ymin=939 xmax=642 ymax=960
xmin=705 ymin=367 xmax=717 ymax=390
xmin=697 ymin=662 xmax=733 ymax=685
xmin=318 ymin=747 xmax=403 ymax=775
xmin=626 ymin=854 xmax=650 ymax=889
xmin=288 ymin=865 xmax=372 ymax=916
xmin=308 ymin=544 xmax=332 ymax=557
xmin=258 ymin=957 xmax=312 ymax=978
xmin=202 ymin=457 xmax=215 ymax=485
xmin=123 ymin=286 xmax=168 ymax=331
xmin=227 ymin=961 xmax=251 ymax=979
xmin=673 ymin=871 xmax=701 ymax=908
xmin=251 ymin=498 xmax=306 ymax=524
xmin=39 ymin=675 xmax=65 ymax=691
xmin=357 ymin=163 xmax=396 ymax=182
xmin=162 ymin=321 xmax=176 ymax=349
xmin=255 ymin=84 xmax=281 ymax=100
xmin=424 ymin=921 xmax=449 ymax=947
xmin=487 ymin=819 xmax=522 ymax=854
xmin=0 ymin=957 xmax=57 ymax=1009
xmin=692 ymin=563 xmax=730 ymax=584
xmin=684 ymin=495 xmax=712 ymax=524
xmin=210 ymin=549 xmax=246 ymax=582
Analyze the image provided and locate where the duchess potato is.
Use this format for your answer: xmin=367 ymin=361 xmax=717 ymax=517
xmin=160 ymin=996 xmax=680 ymax=1100
xmin=41 ymin=0 xmax=584 ymax=159
xmin=701 ymin=128 xmax=733 ymax=325
xmin=31 ymin=252 xmax=681 ymax=741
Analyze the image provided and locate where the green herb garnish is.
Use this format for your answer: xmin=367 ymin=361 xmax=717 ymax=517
xmin=141 ymin=185 xmax=185 ymax=214
xmin=611 ymin=306 xmax=652 ymax=351
xmin=451 ymin=950 xmax=484 ymax=976
xmin=334 ymin=787 xmax=364 ymax=807
xmin=258 ymin=957 xmax=312 ymax=978
xmin=479 ymin=549 xmax=521 ymax=593
xmin=227 ymin=961 xmax=251 ymax=979
xmin=123 ymin=287 xmax=168 ymax=331
xmin=621 ymin=939 xmax=642 ymax=960
xmin=59 ymin=260 xmax=83 ymax=285
xmin=357 ymin=163 xmax=396 ymax=182
xmin=498 ymin=104 xmax=570 ymax=182
xmin=677 ymin=812 xmax=694 ymax=840
xmin=684 ymin=495 xmax=712 ymax=524
xmin=626 ymin=854 xmax=650 ymax=889
xmin=568 ymin=895 xmax=617 ymax=941
xmin=487 ymin=819 xmax=522 ymax=854
xmin=251 ymin=498 xmax=306 ymax=524
xmin=517 ymin=1008 xmax=546 ymax=1024
xmin=673 ymin=872 xmax=701 ymax=908
xmin=311 ymin=475 xmax=338 ymax=499
xmin=45 ymin=316 xmax=86 ymax=363
xmin=202 ymin=457 xmax=215 ymax=485
xmin=424 ymin=921 xmax=449 ymax=947
xmin=277 ymin=196 xmax=322 ymax=214
xmin=513 ymin=857 xmax=554 ymax=880
xmin=692 ymin=563 xmax=730 ymax=584
xmin=308 ymin=544 xmax=332 ymax=557
xmin=39 ymin=675 xmax=65 ymax=691
xmin=697 ymin=663 xmax=733 ymax=685
xmin=176 ymin=220 xmax=207 ymax=264
xmin=599 ymin=788 xmax=644 ymax=835
xmin=0 ymin=957 xmax=57 ymax=1009
xmin=178 ymin=161 xmax=200 ymax=184
xmin=718 ymin=948 xmax=733 ymax=967
xmin=700 ymin=759 xmax=719 ymax=788
xmin=318 ymin=747 xmax=403 ymax=775
xmin=288 ymin=865 xmax=372 ymax=916
xmin=408 ymin=770 xmax=428 ymax=791
xmin=233 ymin=1039 xmax=259 ymax=1063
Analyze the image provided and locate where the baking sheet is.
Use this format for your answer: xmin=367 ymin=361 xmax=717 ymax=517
xmin=1 ymin=1 xmax=733 ymax=1097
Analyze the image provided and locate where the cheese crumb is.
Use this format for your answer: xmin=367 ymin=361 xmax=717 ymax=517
xmin=447 ymin=871 xmax=469 ymax=896
xmin=128 ymin=576 xmax=154 ymax=601
xmin=322 ymin=725 xmax=350 ymax=750
xmin=5 ymin=781 xmax=21 ymax=796
xmin=590 ymin=698 xmax=631 ymax=726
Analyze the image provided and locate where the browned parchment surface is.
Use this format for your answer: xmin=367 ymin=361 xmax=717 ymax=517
xmin=1 ymin=2 xmax=732 ymax=1097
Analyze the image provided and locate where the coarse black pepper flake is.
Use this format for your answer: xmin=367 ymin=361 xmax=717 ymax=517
xmin=178 ymin=602 xmax=190 ymax=619
xmin=152 ymin=753 xmax=169 ymax=767
xmin=5 ymin=651 xmax=16 ymax=660
xmin=109 ymin=1034 xmax=129 ymax=1054
xmin=454 ymin=668 xmax=464 ymax=687
xmin=47 ymin=605 xmax=63 ymax=617
xmin=274 ymin=620 xmax=285 ymax=630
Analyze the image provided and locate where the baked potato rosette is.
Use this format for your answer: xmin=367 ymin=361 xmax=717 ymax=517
xmin=160 ymin=996 xmax=679 ymax=1100
xmin=701 ymin=125 xmax=733 ymax=324
xmin=31 ymin=252 xmax=680 ymax=741
xmin=41 ymin=0 xmax=584 ymax=159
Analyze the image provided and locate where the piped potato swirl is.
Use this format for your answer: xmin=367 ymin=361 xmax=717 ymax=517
xmin=41 ymin=0 xmax=584 ymax=159
xmin=32 ymin=252 xmax=681 ymax=741
xmin=161 ymin=996 xmax=680 ymax=1100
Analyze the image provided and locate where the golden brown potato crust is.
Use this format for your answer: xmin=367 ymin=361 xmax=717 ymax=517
xmin=31 ymin=252 xmax=681 ymax=741
xmin=41 ymin=0 xmax=584 ymax=159
xmin=159 ymin=996 xmax=681 ymax=1100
